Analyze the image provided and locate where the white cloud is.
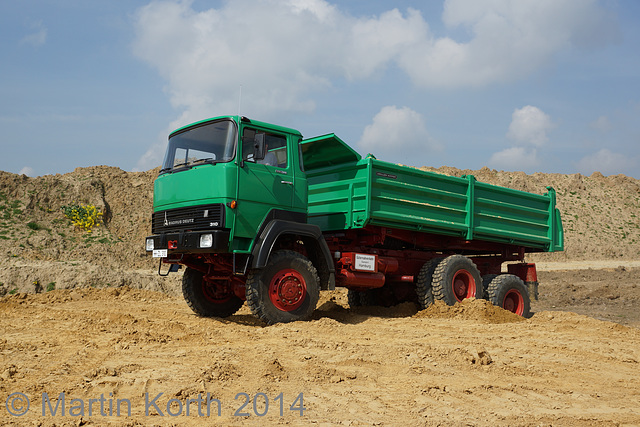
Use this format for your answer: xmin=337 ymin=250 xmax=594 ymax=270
xmin=399 ymin=0 xmax=616 ymax=87
xmin=357 ymin=106 xmax=440 ymax=159
xmin=19 ymin=166 xmax=35 ymax=177
xmin=132 ymin=0 xmax=614 ymax=169
xmin=576 ymin=149 xmax=637 ymax=176
xmin=131 ymin=0 xmax=615 ymax=115
xmin=488 ymin=147 xmax=539 ymax=170
xmin=590 ymin=115 xmax=612 ymax=132
xmin=506 ymin=105 xmax=555 ymax=147
xmin=489 ymin=105 xmax=553 ymax=170
xmin=21 ymin=21 xmax=47 ymax=47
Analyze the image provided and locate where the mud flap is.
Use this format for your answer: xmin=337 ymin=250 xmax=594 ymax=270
xmin=526 ymin=281 xmax=539 ymax=301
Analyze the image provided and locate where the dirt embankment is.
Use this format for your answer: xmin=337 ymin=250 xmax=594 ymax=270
xmin=0 ymin=166 xmax=181 ymax=296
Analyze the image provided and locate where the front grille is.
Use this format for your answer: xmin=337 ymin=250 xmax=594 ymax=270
xmin=152 ymin=203 xmax=225 ymax=234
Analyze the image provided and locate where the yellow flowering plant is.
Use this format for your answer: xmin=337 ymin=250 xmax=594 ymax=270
xmin=61 ymin=204 xmax=103 ymax=232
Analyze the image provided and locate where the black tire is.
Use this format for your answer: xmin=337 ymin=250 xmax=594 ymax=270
xmin=486 ymin=274 xmax=531 ymax=317
xmin=359 ymin=289 xmax=381 ymax=306
xmin=431 ymin=255 xmax=483 ymax=305
xmin=347 ymin=289 xmax=362 ymax=307
xmin=182 ymin=267 xmax=244 ymax=318
xmin=415 ymin=258 xmax=442 ymax=309
xmin=246 ymin=250 xmax=320 ymax=325
xmin=481 ymin=274 xmax=499 ymax=300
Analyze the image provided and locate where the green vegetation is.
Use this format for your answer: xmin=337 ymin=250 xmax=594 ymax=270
xmin=61 ymin=204 xmax=102 ymax=232
xmin=46 ymin=282 xmax=56 ymax=292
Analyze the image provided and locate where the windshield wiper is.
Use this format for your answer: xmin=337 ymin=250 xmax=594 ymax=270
xmin=190 ymin=157 xmax=216 ymax=165
xmin=171 ymin=161 xmax=191 ymax=169
xmin=163 ymin=158 xmax=218 ymax=173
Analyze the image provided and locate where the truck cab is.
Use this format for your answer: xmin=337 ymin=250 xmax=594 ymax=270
xmin=146 ymin=116 xmax=335 ymax=324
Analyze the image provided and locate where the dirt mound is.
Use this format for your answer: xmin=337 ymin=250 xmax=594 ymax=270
xmin=414 ymin=298 xmax=525 ymax=323
xmin=0 ymin=166 xmax=158 ymax=268
xmin=0 ymin=166 xmax=166 ymax=295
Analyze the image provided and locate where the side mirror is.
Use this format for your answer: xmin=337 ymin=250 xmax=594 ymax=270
xmin=253 ymin=134 xmax=266 ymax=161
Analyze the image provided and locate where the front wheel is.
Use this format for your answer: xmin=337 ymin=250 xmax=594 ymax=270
xmin=246 ymin=250 xmax=320 ymax=325
xmin=182 ymin=267 xmax=244 ymax=318
xmin=486 ymin=274 xmax=531 ymax=317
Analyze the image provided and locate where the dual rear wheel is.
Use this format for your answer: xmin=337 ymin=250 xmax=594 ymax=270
xmin=414 ymin=255 xmax=530 ymax=317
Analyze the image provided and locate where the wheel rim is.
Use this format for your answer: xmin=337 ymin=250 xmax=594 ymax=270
xmin=502 ymin=289 xmax=524 ymax=315
xmin=269 ymin=268 xmax=307 ymax=312
xmin=202 ymin=280 xmax=232 ymax=304
xmin=451 ymin=269 xmax=476 ymax=302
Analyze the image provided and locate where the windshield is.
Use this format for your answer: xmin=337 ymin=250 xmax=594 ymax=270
xmin=161 ymin=119 xmax=236 ymax=173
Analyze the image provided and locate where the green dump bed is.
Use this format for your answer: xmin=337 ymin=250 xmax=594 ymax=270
xmin=302 ymin=135 xmax=563 ymax=252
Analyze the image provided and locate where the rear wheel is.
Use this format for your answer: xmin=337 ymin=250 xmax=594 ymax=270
xmin=486 ymin=274 xmax=530 ymax=317
xmin=246 ymin=250 xmax=320 ymax=325
xmin=431 ymin=255 xmax=482 ymax=305
xmin=182 ymin=267 xmax=244 ymax=318
xmin=415 ymin=258 xmax=442 ymax=309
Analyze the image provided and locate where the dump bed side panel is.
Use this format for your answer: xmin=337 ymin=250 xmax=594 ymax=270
xmin=308 ymin=157 xmax=563 ymax=252
xmin=367 ymin=160 xmax=469 ymax=237
xmin=307 ymin=161 xmax=369 ymax=231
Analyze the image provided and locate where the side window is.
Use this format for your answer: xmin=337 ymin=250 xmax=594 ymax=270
xmin=242 ymin=128 xmax=288 ymax=168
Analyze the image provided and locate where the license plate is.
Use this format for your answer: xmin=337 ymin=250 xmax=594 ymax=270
xmin=152 ymin=249 xmax=168 ymax=258
xmin=354 ymin=254 xmax=376 ymax=271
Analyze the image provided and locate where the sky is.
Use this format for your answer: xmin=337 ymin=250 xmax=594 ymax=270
xmin=1 ymin=0 xmax=639 ymax=178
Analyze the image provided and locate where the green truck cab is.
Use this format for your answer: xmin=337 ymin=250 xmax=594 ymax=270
xmin=146 ymin=115 xmax=563 ymax=324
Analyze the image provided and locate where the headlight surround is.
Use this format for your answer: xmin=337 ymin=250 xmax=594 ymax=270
xmin=200 ymin=233 xmax=213 ymax=248
xmin=146 ymin=238 xmax=154 ymax=251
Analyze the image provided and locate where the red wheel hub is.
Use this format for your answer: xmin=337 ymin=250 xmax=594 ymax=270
xmin=502 ymin=289 xmax=524 ymax=315
xmin=451 ymin=269 xmax=476 ymax=301
xmin=269 ymin=269 xmax=307 ymax=311
xmin=202 ymin=280 xmax=232 ymax=304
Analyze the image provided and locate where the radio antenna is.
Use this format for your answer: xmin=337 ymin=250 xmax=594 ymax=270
xmin=238 ymin=85 xmax=242 ymax=117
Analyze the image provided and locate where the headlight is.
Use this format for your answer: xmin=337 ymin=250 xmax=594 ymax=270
xmin=200 ymin=234 xmax=213 ymax=248
xmin=146 ymin=238 xmax=154 ymax=251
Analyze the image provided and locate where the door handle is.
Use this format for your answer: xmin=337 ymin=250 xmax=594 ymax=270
xmin=280 ymin=180 xmax=293 ymax=185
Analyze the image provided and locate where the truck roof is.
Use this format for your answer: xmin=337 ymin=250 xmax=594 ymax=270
xmin=168 ymin=115 xmax=303 ymax=139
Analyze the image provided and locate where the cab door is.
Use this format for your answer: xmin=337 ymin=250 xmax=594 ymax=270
xmin=234 ymin=126 xmax=294 ymax=240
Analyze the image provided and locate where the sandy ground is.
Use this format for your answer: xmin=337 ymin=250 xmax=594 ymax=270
xmin=1 ymin=266 xmax=640 ymax=426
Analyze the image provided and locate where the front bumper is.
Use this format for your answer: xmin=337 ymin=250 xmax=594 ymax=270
xmin=146 ymin=229 xmax=230 ymax=255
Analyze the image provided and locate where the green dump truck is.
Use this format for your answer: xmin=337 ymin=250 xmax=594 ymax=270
xmin=146 ymin=115 xmax=563 ymax=324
